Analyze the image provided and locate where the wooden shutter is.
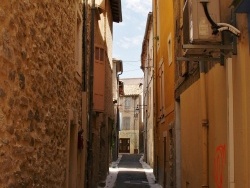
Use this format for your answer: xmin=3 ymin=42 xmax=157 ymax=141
xmin=93 ymin=47 xmax=105 ymax=112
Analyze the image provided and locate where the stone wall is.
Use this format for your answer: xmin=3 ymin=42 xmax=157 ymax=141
xmin=0 ymin=1 xmax=83 ymax=187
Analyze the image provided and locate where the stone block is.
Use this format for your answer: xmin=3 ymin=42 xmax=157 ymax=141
xmin=8 ymin=71 xmax=16 ymax=81
xmin=18 ymin=73 xmax=25 ymax=89
xmin=20 ymin=96 xmax=29 ymax=108
xmin=0 ymin=88 xmax=6 ymax=98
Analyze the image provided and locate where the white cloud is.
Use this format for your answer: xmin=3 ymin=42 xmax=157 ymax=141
xmin=125 ymin=0 xmax=151 ymax=14
xmin=116 ymin=35 xmax=143 ymax=49
xmin=136 ymin=22 xmax=147 ymax=31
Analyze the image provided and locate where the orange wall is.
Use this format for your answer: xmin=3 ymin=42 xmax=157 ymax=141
xmin=180 ymin=63 xmax=229 ymax=187
xmin=153 ymin=0 xmax=175 ymax=186
xmin=233 ymin=13 xmax=250 ymax=187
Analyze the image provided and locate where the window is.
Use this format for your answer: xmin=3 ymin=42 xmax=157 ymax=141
xmin=93 ymin=46 xmax=105 ymax=112
xmin=158 ymin=58 xmax=165 ymax=114
xmin=122 ymin=117 xmax=131 ymax=130
xmin=124 ymin=98 xmax=131 ymax=109
xmin=95 ymin=47 xmax=104 ymax=61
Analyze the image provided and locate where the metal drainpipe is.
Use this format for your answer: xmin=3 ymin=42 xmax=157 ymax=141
xmin=116 ymin=69 xmax=122 ymax=159
xmin=144 ymin=38 xmax=149 ymax=162
xmin=87 ymin=0 xmax=95 ymax=187
xmin=227 ymin=58 xmax=235 ymax=188
xmin=175 ymin=101 xmax=181 ymax=188
xmin=82 ymin=1 xmax=88 ymax=187
xmin=199 ymin=61 xmax=209 ymax=188
xmin=82 ymin=0 xmax=87 ymax=91
xmin=134 ymin=96 xmax=137 ymax=153
xmin=152 ymin=1 xmax=158 ymax=180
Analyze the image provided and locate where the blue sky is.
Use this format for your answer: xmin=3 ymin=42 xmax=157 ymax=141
xmin=113 ymin=0 xmax=152 ymax=78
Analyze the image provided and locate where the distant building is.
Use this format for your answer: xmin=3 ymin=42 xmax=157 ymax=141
xmin=112 ymin=59 xmax=123 ymax=161
xmin=118 ymin=78 xmax=143 ymax=154
xmin=141 ymin=12 xmax=154 ymax=168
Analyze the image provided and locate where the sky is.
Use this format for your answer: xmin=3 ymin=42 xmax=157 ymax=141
xmin=113 ymin=0 xmax=152 ymax=79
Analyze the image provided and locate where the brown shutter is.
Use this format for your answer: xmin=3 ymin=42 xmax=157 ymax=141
xmin=93 ymin=47 xmax=105 ymax=112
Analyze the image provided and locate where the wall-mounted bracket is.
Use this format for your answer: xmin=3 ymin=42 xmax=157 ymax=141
xmin=182 ymin=44 xmax=233 ymax=50
xmin=178 ymin=44 xmax=234 ymax=65
xmin=177 ymin=56 xmax=220 ymax=62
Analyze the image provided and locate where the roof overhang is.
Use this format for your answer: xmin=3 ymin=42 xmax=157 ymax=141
xmin=234 ymin=0 xmax=250 ymax=13
xmin=141 ymin=12 xmax=153 ymax=71
xmin=233 ymin=0 xmax=250 ymax=35
xmin=110 ymin=0 xmax=122 ymax=23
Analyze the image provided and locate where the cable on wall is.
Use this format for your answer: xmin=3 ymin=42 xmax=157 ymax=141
xmin=201 ymin=1 xmax=241 ymax=37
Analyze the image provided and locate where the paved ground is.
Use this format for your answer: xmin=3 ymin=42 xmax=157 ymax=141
xmin=113 ymin=154 xmax=150 ymax=188
xmin=103 ymin=154 xmax=161 ymax=188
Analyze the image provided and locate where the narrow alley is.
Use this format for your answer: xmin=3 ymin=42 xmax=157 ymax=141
xmin=1 ymin=0 xmax=250 ymax=188
xmin=105 ymin=154 xmax=161 ymax=188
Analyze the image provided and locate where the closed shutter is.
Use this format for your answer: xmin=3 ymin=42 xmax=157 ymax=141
xmin=93 ymin=47 xmax=105 ymax=112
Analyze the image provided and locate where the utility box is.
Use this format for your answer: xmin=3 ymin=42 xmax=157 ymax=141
xmin=183 ymin=0 xmax=221 ymax=44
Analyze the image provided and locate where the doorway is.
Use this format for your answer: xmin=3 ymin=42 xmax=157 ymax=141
xmin=119 ymin=138 xmax=130 ymax=153
xmin=163 ymin=136 xmax=166 ymax=188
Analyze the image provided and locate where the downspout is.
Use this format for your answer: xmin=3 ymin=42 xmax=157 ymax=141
xmin=227 ymin=58 xmax=235 ymax=188
xmin=116 ymin=66 xmax=123 ymax=159
xmin=134 ymin=96 xmax=137 ymax=153
xmin=152 ymin=1 xmax=158 ymax=180
xmin=87 ymin=0 xmax=95 ymax=187
xmin=82 ymin=1 xmax=88 ymax=187
xmin=199 ymin=61 xmax=209 ymax=188
xmin=175 ymin=101 xmax=181 ymax=188
xmin=82 ymin=0 xmax=87 ymax=91
xmin=144 ymin=38 xmax=150 ymax=162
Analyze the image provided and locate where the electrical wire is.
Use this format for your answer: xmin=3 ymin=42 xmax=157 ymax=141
xmin=217 ymin=23 xmax=241 ymax=36
xmin=201 ymin=1 xmax=241 ymax=37
xmin=201 ymin=2 xmax=219 ymax=34
xmin=123 ymin=60 xmax=141 ymax=62
xmin=123 ymin=68 xmax=143 ymax=72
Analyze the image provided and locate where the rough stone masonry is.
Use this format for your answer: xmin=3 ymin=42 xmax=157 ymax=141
xmin=0 ymin=1 xmax=83 ymax=187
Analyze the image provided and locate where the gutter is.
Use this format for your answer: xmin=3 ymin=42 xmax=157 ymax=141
xmin=87 ymin=0 xmax=95 ymax=187
xmin=227 ymin=58 xmax=235 ymax=188
xmin=82 ymin=1 xmax=88 ymax=187
xmin=199 ymin=61 xmax=209 ymax=188
xmin=82 ymin=0 xmax=87 ymax=91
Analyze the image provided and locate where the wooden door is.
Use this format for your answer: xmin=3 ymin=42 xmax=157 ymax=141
xmin=119 ymin=138 xmax=130 ymax=153
xmin=163 ymin=136 xmax=166 ymax=188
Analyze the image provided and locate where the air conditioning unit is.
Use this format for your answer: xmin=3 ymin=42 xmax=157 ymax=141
xmin=183 ymin=0 xmax=221 ymax=44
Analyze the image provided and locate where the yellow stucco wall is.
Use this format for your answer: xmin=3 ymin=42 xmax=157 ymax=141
xmin=180 ymin=80 xmax=203 ymax=187
xmin=233 ymin=13 xmax=250 ymax=187
xmin=178 ymin=0 xmax=250 ymax=187
xmin=153 ymin=0 xmax=175 ymax=186
xmin=207 ymin=64 xmax=228 ymax=188
xmin=181 ymin=63 xmax=229 ymax=187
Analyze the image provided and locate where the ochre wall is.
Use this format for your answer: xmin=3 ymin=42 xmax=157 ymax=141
xmin=233 ymin=13 xmax=250 ymax=188
xmin=207 ymin=64 xmax=228 ymax=188
xmin=181 ymin=63 xmax=229 ymax=188
xmin=180 ymin=81 xmax=203 ymax=187
xmin=154 ymin=0 xmax=175 ymax=186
